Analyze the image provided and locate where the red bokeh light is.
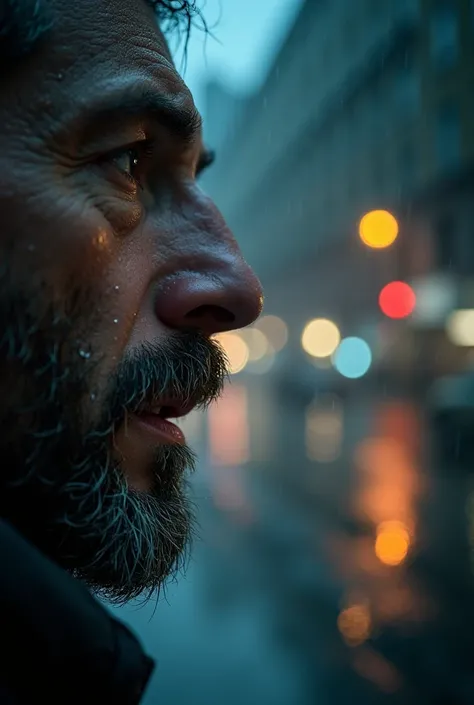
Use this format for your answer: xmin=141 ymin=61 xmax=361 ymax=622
xmin=379 ymin=282 xmax=416 ymax=319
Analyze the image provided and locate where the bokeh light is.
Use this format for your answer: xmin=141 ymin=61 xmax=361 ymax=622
xmin=375 ymin=521 xmax=410 ymax=566
xmin=379 ymin=281 xmax=416 ymax=319
xmin=306 ymin=402 xmax=343 ymax=462
xmin=352 ymin=648 xmax=402 ymax=694
xmin=214 ymin=332 xmax=249 ymax=374
xmin=302 ymin=318 xmax=341 ymax=358
xmin=337 ymin=604 xmax=371 ymax=647
xmin=333 ymin=337 xmax=372 ymax=379
xmin=208 ymin=384 xmax=249 ymax=467
xmin=446 ymin=309 xmax=474 ymax=347
xmin=359 ymin=210 xmax=399 ymax=249
xmin=248 ymin=352 xmax=276 ymax=375
xmin=255 ymin=315 xmax=288 ymax=352
xmin=239 ymin=328 xmax=270 ymax=361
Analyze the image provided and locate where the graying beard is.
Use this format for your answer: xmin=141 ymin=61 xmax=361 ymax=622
xmin=63 ymin=443 xmax=197 ymax=604
xmin=0 ymin=269 xmax=222 ymax=602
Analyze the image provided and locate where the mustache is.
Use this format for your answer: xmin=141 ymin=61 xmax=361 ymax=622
xmin=105 ymin=330 xmax=229 ymax=425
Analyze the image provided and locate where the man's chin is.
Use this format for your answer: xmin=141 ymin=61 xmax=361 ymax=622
xmin=63 ymin=442 xmax=196 ymax=602
xmin=67 ymin=480 xmax=194 ymax=604
xmin=2 ymin=436 xmax=196 ymax=603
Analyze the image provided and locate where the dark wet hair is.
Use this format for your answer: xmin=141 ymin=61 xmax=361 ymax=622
xmin=0 ymin=0 xmax=203 ymax=61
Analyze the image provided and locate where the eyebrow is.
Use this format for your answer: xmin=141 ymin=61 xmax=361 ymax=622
xmin=72 ymin=84 xmax=203 ymax=146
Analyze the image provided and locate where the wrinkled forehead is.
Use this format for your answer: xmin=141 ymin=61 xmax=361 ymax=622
xmin=50 ymin=0 xmax=172 ymax=65
xmin=6 ymin=0 xmax=190 ymax=107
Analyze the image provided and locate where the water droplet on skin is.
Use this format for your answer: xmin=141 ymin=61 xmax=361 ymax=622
xmin=114 ymin=285 xmax=120 ymax=291
xmin=113 ymin=318 xmax=119 ymax=324
xmin=78 ymin=349 xmax=91 ymax=359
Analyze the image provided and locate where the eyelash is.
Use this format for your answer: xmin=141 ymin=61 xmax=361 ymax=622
xmin=103 ymin=140 xmax=214 ymax=189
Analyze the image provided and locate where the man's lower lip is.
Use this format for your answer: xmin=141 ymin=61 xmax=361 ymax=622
xmin=134 ymin=412 xmax=185 ymax=444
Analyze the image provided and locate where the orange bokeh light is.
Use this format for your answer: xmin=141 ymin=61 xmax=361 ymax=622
xmin=337 ymin=604 xmax=371 ymax=646
xmin=375 ymin=521 xmax=410 ymax=566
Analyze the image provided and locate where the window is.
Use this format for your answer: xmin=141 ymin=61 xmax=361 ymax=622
xmin=435 ymin=101 xmax=461 ymax=171
xmin=430 ymin=4 xmax=459 ymax=69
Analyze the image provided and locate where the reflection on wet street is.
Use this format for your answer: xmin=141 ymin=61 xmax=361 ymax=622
xmin=112 ymin=381 xmax=474 ymax=705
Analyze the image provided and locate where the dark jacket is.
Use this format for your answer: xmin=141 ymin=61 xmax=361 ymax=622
xmin=0 ymin=519 xmax=155 ymax=705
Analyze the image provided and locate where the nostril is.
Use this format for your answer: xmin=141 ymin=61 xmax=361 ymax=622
xmin=185 ymin=304 xmax=235 ymax=325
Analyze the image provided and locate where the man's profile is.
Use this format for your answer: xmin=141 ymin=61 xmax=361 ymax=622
xmin=0 ymin=1 xmax=263 ymax=702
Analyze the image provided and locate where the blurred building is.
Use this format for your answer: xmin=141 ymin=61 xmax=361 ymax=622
xmin=202 ymin=0 xmax=474 ymax=385
xmin=198 ymin=2 xmax=474 ymax=703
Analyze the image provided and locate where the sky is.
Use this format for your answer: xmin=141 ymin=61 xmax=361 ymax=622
xmin=170 ymin=0 xmax=304 ymax=113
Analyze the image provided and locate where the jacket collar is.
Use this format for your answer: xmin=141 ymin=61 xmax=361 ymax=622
xmin=0 ymin=518 xmax=155 ymax=705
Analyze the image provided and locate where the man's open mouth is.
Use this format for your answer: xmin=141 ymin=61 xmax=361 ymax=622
xmin=133 ymin=398 xmax=199 ymax=444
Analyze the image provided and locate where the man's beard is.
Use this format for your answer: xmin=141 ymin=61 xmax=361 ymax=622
xmin=0 ymin=266 xmax=228 ymax=603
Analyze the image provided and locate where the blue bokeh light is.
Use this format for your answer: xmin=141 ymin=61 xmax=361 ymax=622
xmin=333 ymin=337 xmax=372 ymax=379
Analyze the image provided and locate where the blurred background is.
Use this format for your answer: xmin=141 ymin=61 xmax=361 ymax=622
xmin=110 ymin=1 xmax=474 ymax=703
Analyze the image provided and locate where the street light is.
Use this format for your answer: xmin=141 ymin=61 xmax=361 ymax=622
xmin=446 ymin=309 xmax=474 ymax=347
xmin=302 ymin=318 xmax=341 ymax=358
xmin=359 ymin=209 xmax=399 ymax=249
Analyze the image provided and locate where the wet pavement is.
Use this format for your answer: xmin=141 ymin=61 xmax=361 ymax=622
xmin=110 ymin=387 xmax=474 ymax=705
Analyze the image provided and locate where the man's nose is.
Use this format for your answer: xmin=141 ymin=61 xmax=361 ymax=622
xmin=154 ymin=262 xmax=263 ymax=337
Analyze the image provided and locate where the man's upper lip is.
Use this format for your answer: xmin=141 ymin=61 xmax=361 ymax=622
xmin=135 ymin=398 xmax=197 ymax=420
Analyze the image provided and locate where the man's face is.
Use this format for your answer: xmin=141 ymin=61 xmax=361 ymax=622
xmin=0 ymin=0 xmax=262 ymax=602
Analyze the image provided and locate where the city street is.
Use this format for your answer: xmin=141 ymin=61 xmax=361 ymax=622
xmin=110 ymin=384 xmax=474 ymax=705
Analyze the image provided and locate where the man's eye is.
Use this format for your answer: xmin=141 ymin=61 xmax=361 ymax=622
xmin=106 ymin=141 xmax=154 ymax=187
xmin=112 ymin=149 xmax=139 ymax=179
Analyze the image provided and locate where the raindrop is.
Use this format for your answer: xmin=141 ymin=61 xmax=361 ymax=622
xmin=78 ymin=349 xmax=91 ymax=359
xmin=90 ymin=393 xmax=96 ymax=402
xmin=114 ymin=285 xmax=120 ymax=291
xmin=113 ymin=318 xmax=119 ymax=324
xmin=57 ymin=72 xmax=64 ymax=80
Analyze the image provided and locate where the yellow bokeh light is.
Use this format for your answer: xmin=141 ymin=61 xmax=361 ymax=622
xmin=214 ymin=332 xmax=249 ymax=375
xmin=375 ymin=521 xmax=410 ymax=566
xmin=239 ymin=328 xmax=270 ymax=361
xmin=359 ymin=210 xmax=399 ymax=249
xmin=255 ymin=315 xmax=288 ymax=352
xmin=446 ymin=310 xmax=474 ymax=347
xmin=337 ymin=604 xmax=371 ymax=647
xmin=301 ymin=318 xmax=341 ymax=358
